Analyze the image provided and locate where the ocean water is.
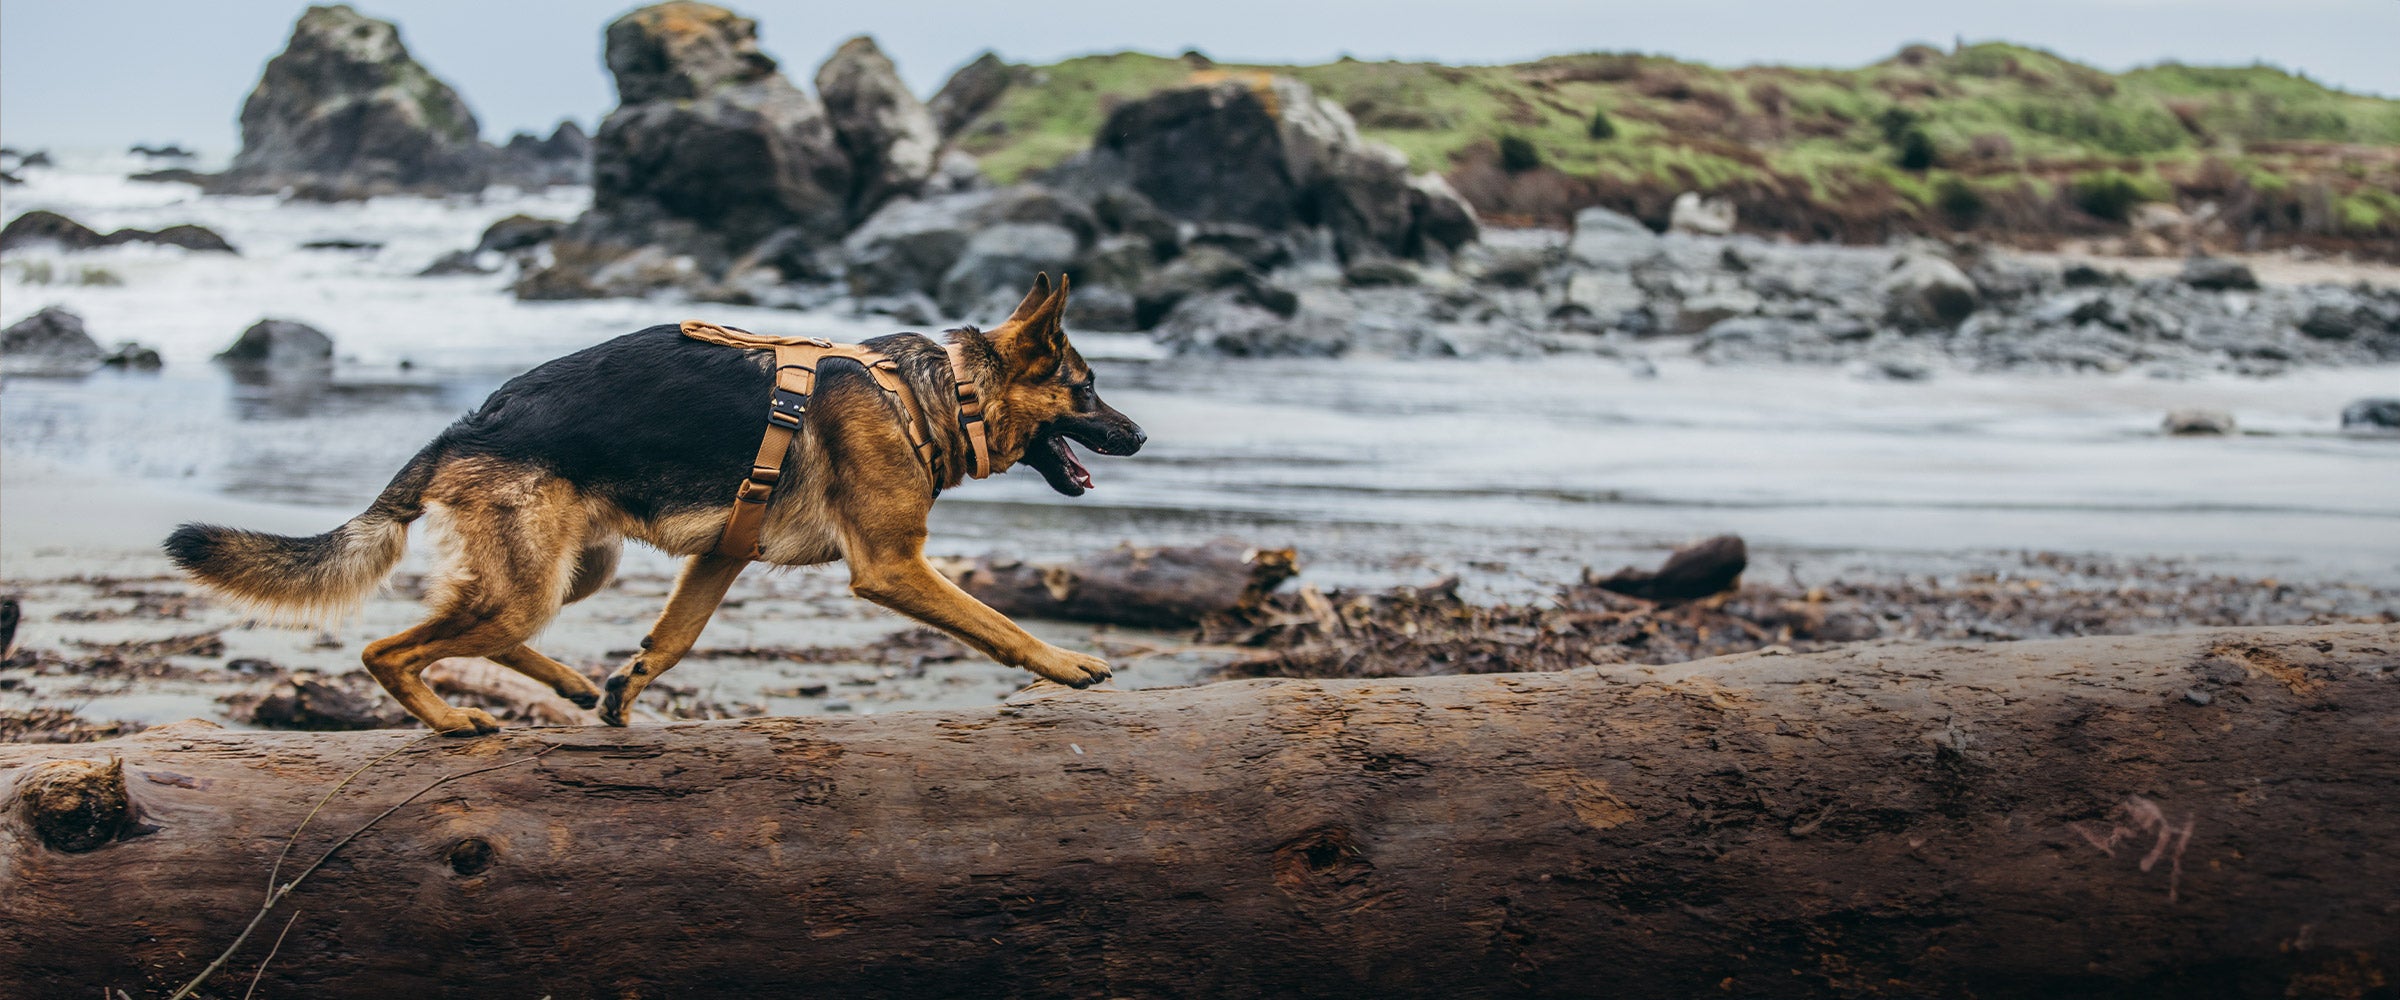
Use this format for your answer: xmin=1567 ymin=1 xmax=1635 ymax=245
xmin=6 ymin=153 xmax=2398 ymax=595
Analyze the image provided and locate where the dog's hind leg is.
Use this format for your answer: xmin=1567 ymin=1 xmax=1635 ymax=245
xmin=470 ymin=539 xmax=617 ymax=714
xmin=596 ymin=552 xmax=747 ymax=726
xmin=361 ymin=465 xmax=583 ymax=735
xmin=488 ymin=645 xmax=603 ymax=710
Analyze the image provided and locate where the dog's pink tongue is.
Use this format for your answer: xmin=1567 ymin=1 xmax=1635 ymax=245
xmin=1063 ymin=442 xmax=1093 ymax=489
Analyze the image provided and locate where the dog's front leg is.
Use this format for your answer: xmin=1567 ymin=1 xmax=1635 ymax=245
xmin=847 ymin=548 xmax=1112 ymax=688
xmin=597 ymin=552 xmax=747 ymax=726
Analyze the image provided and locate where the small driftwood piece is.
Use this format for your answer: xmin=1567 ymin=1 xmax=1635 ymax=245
xmin=934 ymin=540 xmax=1298 ymax=628
xmin=1587 ymin=533 xmax=1747 ymax=604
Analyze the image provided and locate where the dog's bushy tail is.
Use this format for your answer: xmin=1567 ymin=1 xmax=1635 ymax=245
xmin=165 ymin=444 xmax=441 ymax=618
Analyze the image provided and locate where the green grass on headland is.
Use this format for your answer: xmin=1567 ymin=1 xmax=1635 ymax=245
xmin=947 ymin=43 xmax=2400 ymax=252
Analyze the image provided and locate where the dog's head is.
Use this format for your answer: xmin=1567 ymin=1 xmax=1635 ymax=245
xmin=980 ymin=274 xmax=1144 ymax=496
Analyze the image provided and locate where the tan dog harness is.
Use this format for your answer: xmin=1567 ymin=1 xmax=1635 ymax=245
xmin=680 ymin=320 xmax=991 ymax=560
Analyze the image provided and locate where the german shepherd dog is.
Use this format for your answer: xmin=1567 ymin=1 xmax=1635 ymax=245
xmin=165 ymin=275 xmax=1143 ymax=735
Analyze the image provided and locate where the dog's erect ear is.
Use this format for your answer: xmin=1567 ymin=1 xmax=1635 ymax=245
xmin=998 ymin=273 xmax=1071 ymax=379
xmin=1005 ymin=273 xmax=1055 ymax=326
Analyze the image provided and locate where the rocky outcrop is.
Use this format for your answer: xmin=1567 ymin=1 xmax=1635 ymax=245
xmin=216 ymin=319 xmax=335 ymax=366
xmin=816 ymin=36 xmax=939 ymax=222
xmin=214 ymin=5 xmax=490 ymax=198
xmin=1 ymin=210 xmax=236 ymax=253
xmin=521 ymin=2 xmax=852 ymax=299
xmin=491 ymin=120 xmax=592 ymax=188
xmin=928 ymin=52 xmax=1015 ymax=138
xmin=477 ymin=214 xmax=567 ymax=254
xmin=1092 ymin=76 xmax=1478 ymax=264
xmin=2 ymin=307 xmax=104 ymax=377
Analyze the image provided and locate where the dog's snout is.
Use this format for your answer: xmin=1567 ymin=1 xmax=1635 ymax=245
xmin=1123 ymin=426 xmax=1147 ymax=454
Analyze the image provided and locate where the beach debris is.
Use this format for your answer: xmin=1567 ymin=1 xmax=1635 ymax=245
xmin=1586 ymin=534 xmax=1748 ymax=605
xmin=235 ymin=672 xmax=409 ymax=731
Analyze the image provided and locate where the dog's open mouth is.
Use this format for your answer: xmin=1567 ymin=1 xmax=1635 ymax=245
xmin=1025 ymin=431 xmax=1095 ymax=496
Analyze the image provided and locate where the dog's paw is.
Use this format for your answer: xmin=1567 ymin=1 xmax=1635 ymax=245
xmin=1025 ymin=646 xmax=1113 ymax=688
xmin=434 ymin=707 xmax=503 ymax=737
xmin=564 ymin=690 xmax=600 ymax=710
xmin=597 ymin=680 xmax=631 ymax=727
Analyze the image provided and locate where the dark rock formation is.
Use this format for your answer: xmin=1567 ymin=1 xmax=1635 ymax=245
xmin=1 ymin=211 xmax=110 ymax=251
xmin=477 ymin=214 xmax=566 ymax=254
xmin=2 ymin=307 xmax=105 ymax=377
xmin=816 ymin=35 xmax=939 ymax=222
xmin=522 ymin=2 xmax=852 ymax=299
xmin=129 ymin=143 xmax=197 ymax=159
xmin=216 ymin=319 xmax=335 ymax=366
xmin=492 ymin=120 xmax=592 ymax=187
xmin=2342 ymin=398 xmax=2400 ymax=432
xmin=100 ymin=342 xmax=165 ymax=370
xmin=928 ymin=51 xmax=1015 ymax=138
xmin=214 ymin=5 xmax=490 ymax=197
xmin=839 ymin=184 xmax=1097 ymax=306
xmin=2179 ymin=256 xmax=2259 ymax=291
xmin=0 ymin=210 xmax=235 ymax=254
xmin=416 ymin=250 xmax=493 ymax=276
xmin=1093 ymin=76 xmax=1479 ymax=264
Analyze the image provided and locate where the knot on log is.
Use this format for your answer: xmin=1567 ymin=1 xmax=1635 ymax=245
xmin=447 ymin=837 xmax=495 ymax=876
xmin=1274 ymin=825 xmax=1373 ymax=893
xmin=16 ymin=757 xmax=131 ymax=853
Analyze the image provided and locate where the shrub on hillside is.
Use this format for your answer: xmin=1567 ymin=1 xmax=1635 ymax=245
xmin=1498 ymin=135 xmax=1543 ymax=173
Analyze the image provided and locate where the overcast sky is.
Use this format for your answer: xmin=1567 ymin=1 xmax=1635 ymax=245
xmin=4 ymin=0 xmax=2396 ymax=153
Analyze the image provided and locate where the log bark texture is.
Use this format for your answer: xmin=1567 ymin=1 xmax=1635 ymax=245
xmin=4 ymin=624 xmax=2396 ymax=999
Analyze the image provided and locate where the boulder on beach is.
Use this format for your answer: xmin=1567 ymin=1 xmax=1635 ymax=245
xmin=523 ymin=2 xmax=852 ymax=298
xmin=1878 ymin=253 xmax=1980 ymax=330
xmin=476 ymin=214 xmax=566 ymax=254
xmin=816 ymin=35 xmax=940 ymax=223
xmin=101 ymin=342 xmax=165 ymax=370
xmin=839 ymin=185 xmax=1099 ymax=305
xmin=1 ymin=211 xmax=112 ymax=251
xmin=417 ymin=249 xmax=493 ymax=276
xmin=3 ymin=211 xmax=238 ymax=254
xmin=216 ymin=319 xmax=335 ymax=366
xmin=2161 ymin=409 xmax=2236 ymax=436
xmin=2178 ymin=256 xmax=2259 ymax=292
xmin=214 ymin=5 xmax=491 ymax=198
xmin=2341 ymin=398 xmax=2400 ymax=433
xmin=2 ymin=306 xmax=106 ymax=377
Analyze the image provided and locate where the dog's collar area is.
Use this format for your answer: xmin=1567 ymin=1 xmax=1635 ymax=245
xmin=681 ymin=319 xmax=994 ymax=561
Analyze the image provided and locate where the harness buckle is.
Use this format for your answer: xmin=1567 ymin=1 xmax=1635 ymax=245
xmin=768 ymin=387 xmax=808 ymax=425
xmin=735 ymin=479 xmax=774 ymax=504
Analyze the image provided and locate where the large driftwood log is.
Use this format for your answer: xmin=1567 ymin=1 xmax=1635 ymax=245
xmin=4 ymin=625 xmax=2396 ymax=999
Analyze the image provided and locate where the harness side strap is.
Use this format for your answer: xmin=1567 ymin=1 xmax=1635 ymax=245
xmin=715 ymin=342 xmax=819 ymax=560
xmin=947 ymin=342 xmax=993 ymax=480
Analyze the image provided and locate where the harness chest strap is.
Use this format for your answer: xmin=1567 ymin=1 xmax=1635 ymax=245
xmin=681 ymin=321 xmax=992 ymax=561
